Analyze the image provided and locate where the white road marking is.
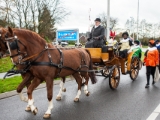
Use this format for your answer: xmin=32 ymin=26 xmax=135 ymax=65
xmin=147 ymin=104 xmax=160 ymax=120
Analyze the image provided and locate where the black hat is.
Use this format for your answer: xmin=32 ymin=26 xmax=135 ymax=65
xmin=155 ymin=40 xmax=160 ymax=44
xmin=122 ymin=32 xmax=129 ymax=37
xmin=134 ymin=40 xmax=140 ymax=45
xmin=95 ymin=18 xmax=101 ymax=22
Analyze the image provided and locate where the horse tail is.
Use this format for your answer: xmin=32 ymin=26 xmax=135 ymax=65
xmin=85 ymin=49 xmax=97 ymax=84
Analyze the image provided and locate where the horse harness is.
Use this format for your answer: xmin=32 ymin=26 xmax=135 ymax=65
xmin=3 ymin=34 xmax=90 ymax=78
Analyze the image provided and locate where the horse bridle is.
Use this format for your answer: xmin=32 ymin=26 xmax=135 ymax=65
xmin=4 ymin=32 xmax=28 ymax=63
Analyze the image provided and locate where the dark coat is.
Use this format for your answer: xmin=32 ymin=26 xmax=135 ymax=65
xmin=89 ymin=25 xmax=105 ymax=40
xmin=85 ymin=25 xmax=105 ymax=48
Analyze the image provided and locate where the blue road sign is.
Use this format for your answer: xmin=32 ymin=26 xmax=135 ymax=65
xmin=56 ymin=29 xmax=79 ymax=41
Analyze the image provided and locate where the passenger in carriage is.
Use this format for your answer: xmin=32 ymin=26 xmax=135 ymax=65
xmin=119 ymin=32 xmax=133 ymax=58
xmin=85 ymin=18 xmax=105 ymax=48
xmin=128 ymin=40 xmax=142 ymax=59
xmin=107 ymin=31 xmax=117 ymax=46
xmin=143 ymin=40 xmax=159 ymax=88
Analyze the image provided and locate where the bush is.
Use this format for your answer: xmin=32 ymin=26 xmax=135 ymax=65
xmin=68 ymin=41 xmax=75 ymax=45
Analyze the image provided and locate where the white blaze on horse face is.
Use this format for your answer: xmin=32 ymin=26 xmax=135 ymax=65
xmin=28 ymin=99 xmax=36 ymax=112
xmin=75 ymin=90 xmax=81 ymax=99
xmin=19 ymin=92 xmax=28 ymax=102
xmin=6 ymin=42 xmax=14 ymax=64
xmin=45 ymin=100 xmax=53 ymax=114
xmin=57 ymin=81 xmax=64 ymax=97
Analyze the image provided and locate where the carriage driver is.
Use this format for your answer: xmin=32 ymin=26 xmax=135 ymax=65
xmin=85 ymin=18 xmax=105 ymax=48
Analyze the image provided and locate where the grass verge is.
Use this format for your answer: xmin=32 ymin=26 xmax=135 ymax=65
xmin=0 ymin=76 xmax=22 ymax=93
xmin=0 ymin=76 xmax=61 ymax=94
xmin=0 ymin=57 xmax=13 ymax=73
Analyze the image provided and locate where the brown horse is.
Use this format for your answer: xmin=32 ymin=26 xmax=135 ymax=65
xmin=3 ymin=27 xmax=97 ymax=119
xmin=0 ymin=28 xmax=34 ymax=102
xmin=0 ymin=28 xmax=86 ymax=106
xmin=1 ymin=28 xmax=76 ymax=105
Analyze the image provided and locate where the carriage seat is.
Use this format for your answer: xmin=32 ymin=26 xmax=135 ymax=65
xmin=86 ymin=46 xmax=110 ymax=62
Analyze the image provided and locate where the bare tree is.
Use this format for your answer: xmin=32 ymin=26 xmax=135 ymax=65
xmin=98 ymin=12 xmax=118 ymax=30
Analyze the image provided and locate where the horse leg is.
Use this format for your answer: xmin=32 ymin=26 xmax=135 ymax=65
xmin=17 ymin=73 xmax=33 ymax=103
xmin=56 ymin=77 xmax=66 ymax=101
xmin=62 ymin=77 xmax=67 ymax=92
xmin=83 ymin=74 xmax=90 ymax=96
xmin=72 ymin=73 xmax=82 ymax=102
xmin=43 ymin=79 xmax=54 ymax=119
xmin=26 ymin=77 xmax=41 ymax=115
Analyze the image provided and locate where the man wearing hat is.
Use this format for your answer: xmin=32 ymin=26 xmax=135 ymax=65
xmin=85 ymin=18 xmax=105 ymax=48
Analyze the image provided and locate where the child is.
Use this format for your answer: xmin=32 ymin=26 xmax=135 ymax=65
xmin=128 ymin=40 xmax=142 ymax=59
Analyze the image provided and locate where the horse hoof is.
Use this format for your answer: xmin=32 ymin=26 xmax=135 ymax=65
xmin=33 ymin=107 xmax=38 ymax=115
xmin=25 ymin=107 xmax=31 ymax=112
xmin=43 ymin=114 xmax=51 ymax=119
xmin=56 ymin=96 xmax=61 ymax=101
xmin=74 ymin=98 xmax=79 ymax=102
xmin=86 ymin=92 xmax=90 ymax=96
xmin=62 ymin=88 xmax=66 ymax=92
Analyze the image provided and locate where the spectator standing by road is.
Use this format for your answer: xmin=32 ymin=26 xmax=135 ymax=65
xmin=143 ymin=40 xmax=159 ymax=88
xmin=155 ymin=40 xmax=160 ymax=72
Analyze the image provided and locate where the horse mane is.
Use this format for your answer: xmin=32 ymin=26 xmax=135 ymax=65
xmin=13 ymin=28 xmax=47 ymax=45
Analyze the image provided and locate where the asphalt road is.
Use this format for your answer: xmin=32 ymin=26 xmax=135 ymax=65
xmin=1 ymin=66 xmax=160 ymax=120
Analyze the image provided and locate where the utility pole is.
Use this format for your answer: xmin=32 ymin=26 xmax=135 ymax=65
xmin=107 ymin=0 xmax=110 ymax=41
xmin=137 ymin=0 xmax=139 ymax=40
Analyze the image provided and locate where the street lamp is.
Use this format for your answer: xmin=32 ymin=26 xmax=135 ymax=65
xmin=137 ymin=0 xmax=139 ymax=40
xmin=107 ymin=0 xmax=110 ymax=41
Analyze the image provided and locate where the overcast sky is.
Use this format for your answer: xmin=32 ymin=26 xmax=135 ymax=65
xmin=56 ymin=0 xmax=160 ymax=33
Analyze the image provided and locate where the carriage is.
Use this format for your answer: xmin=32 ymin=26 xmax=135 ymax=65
xmin=85 ymin=44 xmax=142 ymax=90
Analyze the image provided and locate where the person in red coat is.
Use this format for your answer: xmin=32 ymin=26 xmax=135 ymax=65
xmin=143 ymin=40 xmax=159 ymax=88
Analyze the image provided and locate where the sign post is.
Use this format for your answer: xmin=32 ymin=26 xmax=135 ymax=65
xmin=56 ymin=29 xmax=79 ymax=45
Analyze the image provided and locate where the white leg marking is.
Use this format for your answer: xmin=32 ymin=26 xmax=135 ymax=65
xmin=82 ymin=78 xmax=85 ymax=83
xmin=75 ymin=90 xmax=81 ymax=99
xmin=57 ymin=81 xmax=64 ymax=98
xmin=84 ymin=85 xmax=89 ymax=95
xmin=28 ymin=99 xmax=36 ymax=112
xmin=45 ymin=100 xmax=54 ymax=114
xmin=19 ymin=92 xmax=28 ymax=102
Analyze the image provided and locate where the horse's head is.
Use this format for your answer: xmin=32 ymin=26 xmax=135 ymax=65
xmin=0 ymin=27 xmax=8 ymax=57
xmin=5 ymin=27 xmax=27 ymax=64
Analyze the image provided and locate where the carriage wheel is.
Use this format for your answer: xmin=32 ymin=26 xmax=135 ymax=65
xmin=109 ymin=65 xmax=120 ymax=90
xmin=101 ymin=66 xmax=110 ymax=78
xmin=130 ymin=57 xmax=139 ymax=81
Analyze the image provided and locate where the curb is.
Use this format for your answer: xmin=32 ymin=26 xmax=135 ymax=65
xmin=0 ymin=78 xmax=73 ymax=100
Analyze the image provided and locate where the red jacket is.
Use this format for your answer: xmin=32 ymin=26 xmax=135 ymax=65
xmin=144 ymin=47 xmax=159 ymax=67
